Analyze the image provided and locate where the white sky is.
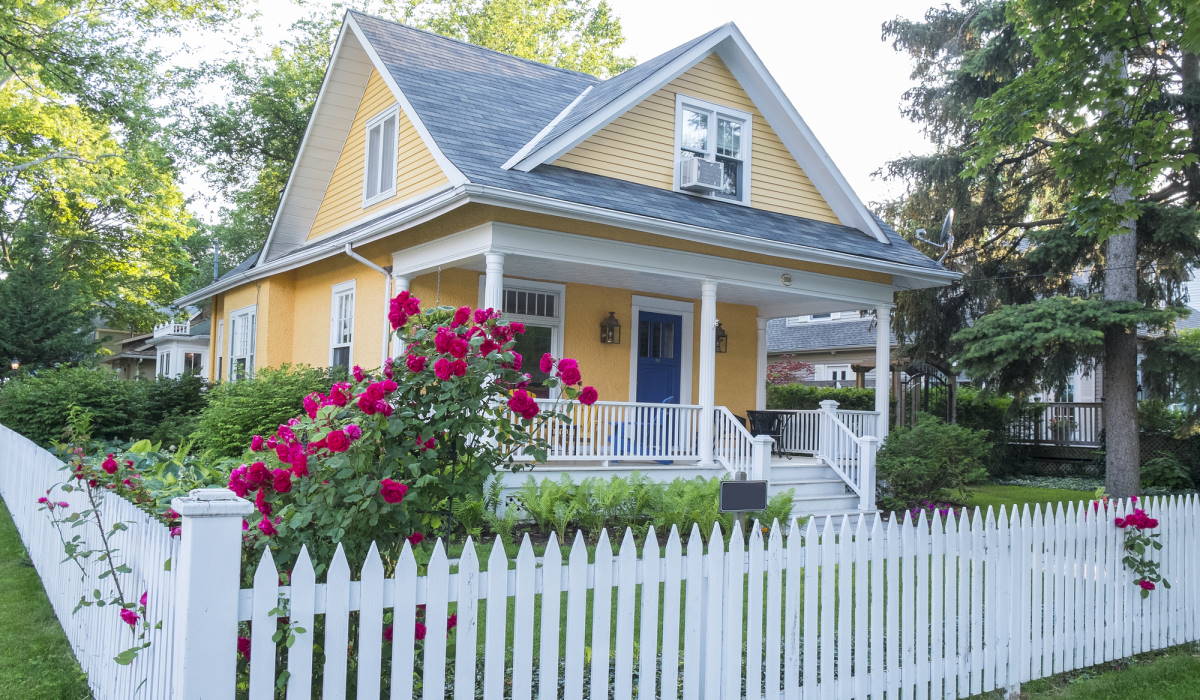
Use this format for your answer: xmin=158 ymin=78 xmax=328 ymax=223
xmin=181 ymin=0 xmax=936 ymax=218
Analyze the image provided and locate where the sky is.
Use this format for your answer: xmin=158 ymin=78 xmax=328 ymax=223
xmin=181 ymin=0 xmax=938 ymax=219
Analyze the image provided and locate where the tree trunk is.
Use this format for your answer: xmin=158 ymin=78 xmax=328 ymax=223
xmin=1103 ymin=205 xmax=1140 ymax=497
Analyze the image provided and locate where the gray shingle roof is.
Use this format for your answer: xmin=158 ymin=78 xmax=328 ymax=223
xmin=767 ymin=317 xmax=897 ymax=354
xmin=348 ymin=11 xmax=946 ymax=273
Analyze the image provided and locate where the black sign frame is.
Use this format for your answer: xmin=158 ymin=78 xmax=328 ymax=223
xmin=718 ymin=479 xmax=769 ymax=512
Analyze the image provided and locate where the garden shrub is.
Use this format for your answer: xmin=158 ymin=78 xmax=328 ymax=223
xmin=1141 ymin=452 xmax=1194 ymax=491
xmin=0 ymin=366 xmax=207 ymax=446
xmin=766 ymin=384 xmax=875 ymax=411
xmin=875 ymin=414 xmax=990 ymax=512
xmin=514 ymin=474 xmax=795 ymax=539
xmin=190 ymin=365 xmax=334 ymax=459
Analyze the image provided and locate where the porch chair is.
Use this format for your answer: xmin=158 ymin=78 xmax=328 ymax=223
xmin=746 ymin=410 xmax=786 ymax=458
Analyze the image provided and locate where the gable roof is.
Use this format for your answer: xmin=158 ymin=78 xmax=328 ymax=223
xmin=220 ymin=12 xmax=952 ymax=303
xmin=767 ymin=317 xmax=897 ymax=354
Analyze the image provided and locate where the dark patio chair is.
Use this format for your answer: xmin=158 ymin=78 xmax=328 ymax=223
xmin=746 ymin=410 xmax=786 ymax=458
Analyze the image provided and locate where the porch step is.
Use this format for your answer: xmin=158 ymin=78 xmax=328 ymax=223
xmin=789 ymin=493 xmax=862 ymax=516
xmin=769 ymin=477 xmax=849 ymax=497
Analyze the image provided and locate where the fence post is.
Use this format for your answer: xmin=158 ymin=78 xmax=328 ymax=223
xmin=818 ymin=400 xmax=839 ymax=463
xmin=170 ymin=488 xmax=254 ymax=700
xmin=857 ymin=436 xmax=880 ymax=512
xmin=751 ymin=435 xmax=773 ymax=481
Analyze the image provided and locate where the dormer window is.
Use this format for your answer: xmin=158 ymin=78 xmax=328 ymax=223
xmin=364 ymin=107 xmax=398 ymax=205
xmin=675 ymin=95 xmax=751 ymax=204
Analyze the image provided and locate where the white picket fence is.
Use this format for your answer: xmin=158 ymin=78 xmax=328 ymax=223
xmin=0 ymin=425 xmax=179 ymax=699
xmin=5 ymin=421 xmax=1200 ymax=699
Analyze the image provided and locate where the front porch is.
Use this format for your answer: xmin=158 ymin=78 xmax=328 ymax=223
xmin=391 ymin=220 xmax=898 ymax=515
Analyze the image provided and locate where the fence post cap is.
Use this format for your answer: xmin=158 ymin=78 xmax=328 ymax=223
xmin=171 ymin=488 xmax=254 ymax=518
xmin=818 ymin=399 xmax=840 ymax=411
xmin=859 ymin=435 xmax=881 ymax=444
xmin=751 ymin=434 xmax=775 ymax=445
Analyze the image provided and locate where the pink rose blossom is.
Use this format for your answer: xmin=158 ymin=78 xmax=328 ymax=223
xmin=451 ymin=306 xmax=471 ymax=328
xmin=579 ymin=386 xmax=599 ymax=405
xmin=257 ymin=516 xmax=277 ymax=537
xmin=406 ymin=354 xmax=427 ymax=372
xmin=556 ymin=358 xmax=581 ymax=385
xmin=120 ymin=608 xmax=139 ymax=627
xmin=345 ymin=424 xmax=362 ymax=440
xmin=379 ymin=479 xmax=409 ymax=504
xmin=434 ymin=357 xmax=452 ymax=380
xmin=102 ymin=454 xmax=119 ymax=474
xmin=352 ymin=365 xmax=365 ymax=382
xmin=508 ymin=389 xmax=540 ymax=420
xmin=408 ymin=532 xmax=425 ymax=546
xmin=272 ymin=469 xmax=292 ymax=494
xmin=250 ymin=435 xmax=264 ymax=451
xmin=539 ymin=353 xmax=554 ymax=373
xmin=325 ymin=429 xmax=350 ymax=453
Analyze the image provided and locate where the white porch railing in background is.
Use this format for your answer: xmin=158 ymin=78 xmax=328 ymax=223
xmin=0 ymin=426 xmax=179 ymax=700
xmin=152 ymin=322 xmax=190 ymax=338
xmin=777 ymin=408 xmax=878 ymax=455
xmin=526 ymin=399 xmax=704 ymax=462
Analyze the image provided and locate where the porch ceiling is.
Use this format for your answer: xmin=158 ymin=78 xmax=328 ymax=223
xmin=390 ymin=221 xmax=897 ymax=317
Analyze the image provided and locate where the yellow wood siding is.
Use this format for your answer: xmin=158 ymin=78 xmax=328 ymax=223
xmin=554 ymin=54 xmax=840 ymax=224
xmin=306 ymin=69 xmax=449 ymax=241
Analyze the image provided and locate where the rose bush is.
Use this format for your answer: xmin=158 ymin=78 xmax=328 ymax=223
xmin=232 ymin=294 xmax=597 ymax=569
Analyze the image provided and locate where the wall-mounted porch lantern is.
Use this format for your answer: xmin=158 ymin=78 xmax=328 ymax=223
xmin=9 ymin=360 xmax=19 ymax=371
xmin=599 ymin=311 xmax=621 ymax=344
xmin=715 ymin=321 xmax=728 ymax=353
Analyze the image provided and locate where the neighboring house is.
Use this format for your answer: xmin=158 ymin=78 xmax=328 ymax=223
xmin=148 ymin=309 xmax=210 ymax=379
xmin=766 ymin=311 xmax=897 ymax=387
xmin=94 ymin=325 xmax=157 ymax=380
xmin=176 ymin=12 xmax=954 ymax=515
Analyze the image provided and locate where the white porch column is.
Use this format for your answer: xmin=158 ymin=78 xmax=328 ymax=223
xmin=875 ymin=305 xmax=892 ymax=438
xmin=484 ymin=252 xmax=505 ymax=311
xmin=391 ymin=274 xmax=409 ymax=357
xmin=698 ymin=280 xmax=718 ymax=466
xmin=755 ymin=316 xmax=768 ymax=410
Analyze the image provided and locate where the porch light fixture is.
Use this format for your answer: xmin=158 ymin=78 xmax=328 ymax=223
xmin=714 ymin=321 xmax=728 ymax=353
xmin=599 ymin=311 xmax=621 ymax=344
xmin=8 ymin=360 xmax=18 ymax=371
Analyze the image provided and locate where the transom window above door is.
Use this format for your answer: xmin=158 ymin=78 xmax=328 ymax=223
xmin=675 ymin=95 xmax=751 ymax=204
xmin=363 ymin=107 xmax=398 ymax=205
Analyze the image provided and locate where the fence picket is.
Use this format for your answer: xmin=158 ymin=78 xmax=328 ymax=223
xmin=682 ymin=525 xmax=704 ymax=700
xmin=982 ymin=507 xmax=997 ymax=692
xmin=799 ymin=518 xmax=816 ymax=700
xmin=591 ymin=530 xmax=615 ymax=698
xmin=929 ymin=511 xmax=945 ymax=700
xmin=483 ymin=538 xmax=509 ymax=700
xmin=723 ymin=520 xmax=745 ymax=699
xmin=358 ymin=542 xmax=385 ymax=699
xmin=564 ymin=531 xmax=587 ymax=700
xmin=288 ymin=546 xmax=316 ymax=700
xmin=661 ymin=527 xmax=684 ymax=700
xmin=423 ymin=540 xmax=450 ymax=700
xmin=512 ymin=536 xmax=536 ymax=700
xmin=248 ymin=548 xmax=277 ymax=699
xmin=322 ymin=544 xmax=351 ymax=700
xmin=746 ymin=522 xmax=765 ymax=700
xmin=836 ymin=515 xmax=852 ymax=699
xmin=538 ymin=533 xmax=562 ymax=700
xmin=763 ymin=522 xmax=783 ymax=700
xmin=638 ymin=527 xmax=662 ymax=700
xmin=916 ymin=511 xmax=931 ymax=700
xmin=390 ymin=543 xmax=417 ymax=700
xmin=455 ymin=538 xmax=481 ymax=699
xmin=614 ymin=528 xmax=637 ymax=700
xmin=703 ymin=523 xmax=725 ymax=699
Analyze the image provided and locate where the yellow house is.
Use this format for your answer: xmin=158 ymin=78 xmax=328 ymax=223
xmin=178 ymin=12 xmax=955 ymax=515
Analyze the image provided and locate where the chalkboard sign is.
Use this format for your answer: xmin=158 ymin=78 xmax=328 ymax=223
xmin=719 ymin=480 xmax=768 ymax=512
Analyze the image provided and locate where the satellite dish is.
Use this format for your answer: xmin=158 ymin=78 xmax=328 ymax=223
xmin=914 ymin=209 xmax=955 ymax=263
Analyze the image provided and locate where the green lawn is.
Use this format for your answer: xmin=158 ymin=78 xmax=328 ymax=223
xmin=1020 ymin=643 xmax=1200 ymax=698
xmin=0 ymin=499 xmax=92 ymax=699
xmin=966 ymin=484 xmax=1094 ymax=512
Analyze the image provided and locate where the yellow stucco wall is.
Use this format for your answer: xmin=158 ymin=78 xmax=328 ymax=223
xmin=554 ymin=53 xmax=840 ymax=224
xmin=306 ymin=69 xmax=449 ymax=241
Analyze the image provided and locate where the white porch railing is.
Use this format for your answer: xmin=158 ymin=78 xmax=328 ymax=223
xmin=713 ymin=407 xmax=772 ymax=479
xmin=815 ymin=401 xmax=879 ymax=511
xmin=526 ymin=399 xmax=704 ymax=463
xmin=776 ymin=408 xmax=878 ymax=454
xmin=152 ymin=322 xmax=190 ymax=338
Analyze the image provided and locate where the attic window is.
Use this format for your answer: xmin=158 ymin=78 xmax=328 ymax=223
xmin=364 ymin=107 xmax=398 ymax=205
xmin=674 ymin=94 xmax=751 ymax=204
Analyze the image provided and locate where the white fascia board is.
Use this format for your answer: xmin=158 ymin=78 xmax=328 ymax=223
xmin=508 ymin=25 xmax=734 ymax=172
xmin=462 ymin=184 xmax=958 ymax=288
xmin=716 ymin=26 xmax=888 ymax=244
xmin=345 ymin=14 xmax=468 ymax=188
xmin=490 ymin=222 xmax=896 ymax=307
xmin=390 ymin=223 xmax=495 ymax=277
xmin=256 ymin=19 xmax=357 ymax=267
xmin=501 ymin=86 xmax=593 ymax=170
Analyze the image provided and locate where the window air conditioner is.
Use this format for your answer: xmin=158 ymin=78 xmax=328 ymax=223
xmin=678 ymin=157 xmax=723 ymax=192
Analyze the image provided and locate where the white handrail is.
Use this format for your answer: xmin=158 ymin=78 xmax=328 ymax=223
xmin=816 ymin=401 xmax=880 ymax=511
xmin=712 ymin=407 xmax=755 ymax=476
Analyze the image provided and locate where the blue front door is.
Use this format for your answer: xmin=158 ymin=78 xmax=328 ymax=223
xmin=636 ymin=311 xmax=683 ymax=404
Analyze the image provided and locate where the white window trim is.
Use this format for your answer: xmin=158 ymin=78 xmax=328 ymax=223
xmin=362 ymin=106 xmax=400 ymax=207
xmin=476 ymin=276 xmax=566 ymax=395
xmin=215 ymin=319 xmax=224 ymax=381
xmin=672 ymin=93 xmax=753 ymax=206
xmin=627 ymin=295 xmax=694 ymax=404
xmin=228 ymin=304 xmax=257 ymax=381
xmin=329 ymin=280 xmax=356 ymax=368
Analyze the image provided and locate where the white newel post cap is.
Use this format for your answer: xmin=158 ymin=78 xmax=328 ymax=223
xmin=171 ymin=487 xmax=255 ymax=518
xmin=819 ymin=399 xmax=840 ymax=412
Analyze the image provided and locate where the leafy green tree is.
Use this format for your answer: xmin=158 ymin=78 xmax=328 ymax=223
xmin=882 ymin=0 xmax=1200 ymax=496
xmin=182 ymin=0 xmax=633 ymax=283
xmin=0 ymin=233 xmax=96 ymax=375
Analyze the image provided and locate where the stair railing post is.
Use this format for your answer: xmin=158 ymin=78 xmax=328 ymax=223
xmin=170 ymin=487 xmax=254 ymax=700
xmin=818 ymin=399 xmax=840 ymax=465
xmin=751 ymin=435 xmax=773 ymax=482
xmin=857 ymin=436 xmax=880 ymax=512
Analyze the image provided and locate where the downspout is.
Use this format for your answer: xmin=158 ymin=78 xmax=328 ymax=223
xmin=343 ymin=243 xmax=393 ymax=369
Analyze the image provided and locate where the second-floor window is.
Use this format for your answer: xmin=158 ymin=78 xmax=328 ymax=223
xmin=229 ymin=305 xmax=257 ymax=381
xmin=676 ymin=95 xmax=751 ymax=204
xmin=330 ymin=281 xmax=355 ymax=370
xmin=364 ymin=107 xmax=398 ymax=205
